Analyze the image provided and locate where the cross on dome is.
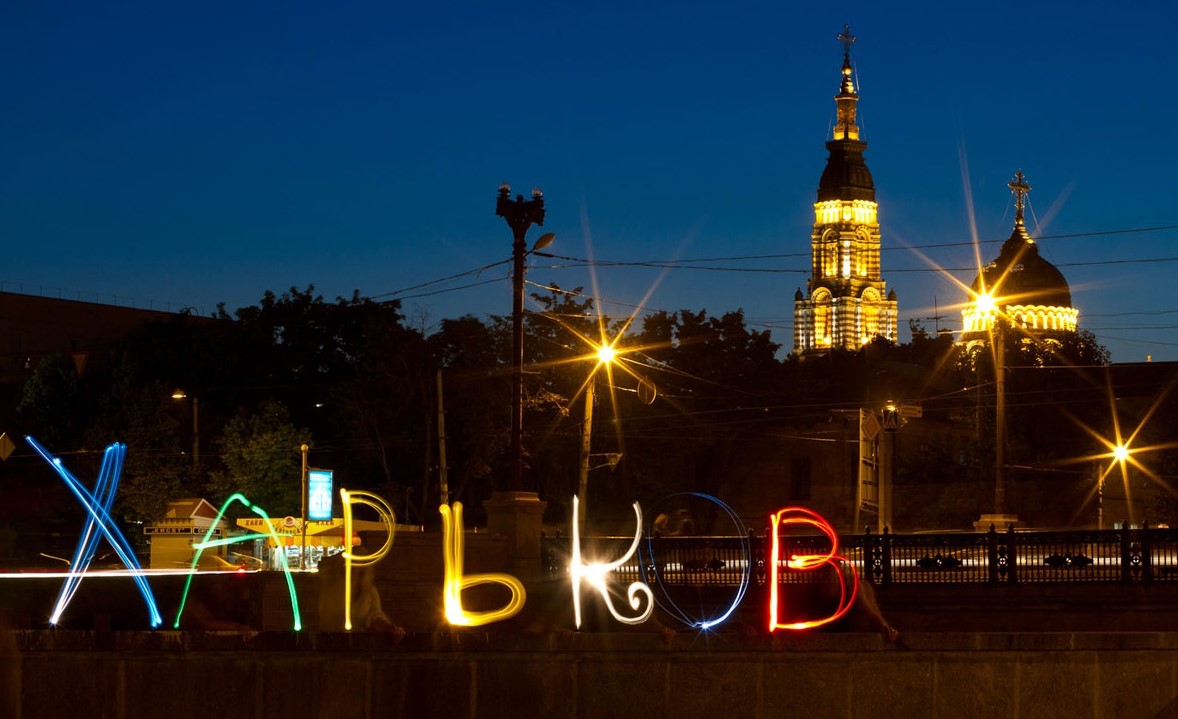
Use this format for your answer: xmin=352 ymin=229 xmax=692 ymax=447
xmin=1008 ymin=170 xmax=1031 ymax=227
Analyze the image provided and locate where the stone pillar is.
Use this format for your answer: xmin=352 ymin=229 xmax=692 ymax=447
xmin=483 ymin=491 xmax=548 ymax=582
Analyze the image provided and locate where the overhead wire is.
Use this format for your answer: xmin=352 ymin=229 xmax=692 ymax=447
xmin=377 ymin=223 xmax=1178 ymax=300
xmin=370 ymin=222 xmax=1178 ymax=354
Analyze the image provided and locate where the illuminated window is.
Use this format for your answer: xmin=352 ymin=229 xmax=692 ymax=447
xmin=813 ymin=292 xmax=831 ymax=347
xmin=863 ymin=306 xmax=879 ymax=339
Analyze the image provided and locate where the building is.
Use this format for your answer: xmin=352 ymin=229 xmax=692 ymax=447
xmin=960 ymin=171 xmax=1079 ymax=345
xmin=143 ymin=498 xmax=228 ymax=570
xmin=0 ymin=291 xmax=182 ymax=384
xmin=793 ymin=26 xmax=898 ymax=355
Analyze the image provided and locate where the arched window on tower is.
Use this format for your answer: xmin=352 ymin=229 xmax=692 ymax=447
xmin=813 ymin=290 xmax=831 ymax=348
xmin=821 ymin=232 xmax=838 ymax=278
xmin=861 ymin=288 xmax=880 ymax=341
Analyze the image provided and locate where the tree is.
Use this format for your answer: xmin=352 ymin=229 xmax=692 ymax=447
xmin=83 ymin=380 xmax=187 ymax=526
xmin=17 ymin=352 xmax=88 ymax=451
xmin=205 ymin=400 xmax=310 ymax=518
xmin=428 ymin=315 xmax=509 ymax=513
xmin=330 ymin=305 xmax=432 ymax=523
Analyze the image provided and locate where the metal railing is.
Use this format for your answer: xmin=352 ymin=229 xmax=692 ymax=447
xmin=541 ymin=524 xmax=1178 ymax=587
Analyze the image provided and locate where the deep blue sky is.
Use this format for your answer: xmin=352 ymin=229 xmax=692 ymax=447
xmin=3 ymin=2 xmax=1176 ymax=362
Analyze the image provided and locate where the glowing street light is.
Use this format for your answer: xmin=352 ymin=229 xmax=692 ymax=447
xmin=1069 ymin=369 xmax=1178 ymax=530
xmin=1099 ymin=443 xmax=1132 ymax=530
xmin=171 ymin=389 xmax=199 ymax=470
xmin=578 ymin=340 xmax=621 ymax=523
xmin=964 ymin=286 xmax=1012 ymax=520
xmin=1112 ymin=443 xmax=1130 ymax=463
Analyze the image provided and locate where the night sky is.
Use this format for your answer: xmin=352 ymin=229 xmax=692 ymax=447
xmin=3 ymin=2 xmax=1176 ymax=362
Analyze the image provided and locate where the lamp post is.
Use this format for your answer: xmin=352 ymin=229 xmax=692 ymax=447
xmin=496 ymin=183 xmax=549 ymax=492
xmin=1098 ymin=466 xmax=1105 ymax=530
xmin=577 ymin=343 xmax=633 ymax=523
xmin=300 ymin=443 xmax=309 ymax=569
xmin=171 ymin=389 xmax=199 ymax=470
xmin=968 ymin=291 xmax=1019 ymax=531
xmin=577 ymin=375 xmax=597 ymax=522
xmin=1100 ymin=443 xmax=1131 ymax=530
xmin=994 ymin=318 xmax=1006 ymax=516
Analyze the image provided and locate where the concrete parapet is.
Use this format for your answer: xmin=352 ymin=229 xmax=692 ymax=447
xmin=10 ymin=630 xmax=1178 ymax=718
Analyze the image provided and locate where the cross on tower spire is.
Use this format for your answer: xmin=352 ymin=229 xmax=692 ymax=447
xmin=837 ymin=24 xmax=856 ymax=65
xmin=1008 ymin=170 xmax=1031 ymax=227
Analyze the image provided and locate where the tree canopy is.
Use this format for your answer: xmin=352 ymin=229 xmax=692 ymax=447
xmin=14 ymin=281 xmax=1171 ymax=536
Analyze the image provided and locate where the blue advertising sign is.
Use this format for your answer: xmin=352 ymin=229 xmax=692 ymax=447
xmin=307 ymin=468 xmax=334 ymax=521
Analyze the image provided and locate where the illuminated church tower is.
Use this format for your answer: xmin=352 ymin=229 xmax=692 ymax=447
xmin=793 ymin=26 xmax=897 ymax=356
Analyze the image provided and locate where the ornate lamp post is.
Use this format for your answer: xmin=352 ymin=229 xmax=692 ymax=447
xmin=485 ymin=183 xmax=552 ymax=583
xmin=496 ymin=183 xmax=548 ymax=492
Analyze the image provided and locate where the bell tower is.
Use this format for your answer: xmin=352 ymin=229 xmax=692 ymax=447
xmin=793 ymin=25 xmax=898 ymax=355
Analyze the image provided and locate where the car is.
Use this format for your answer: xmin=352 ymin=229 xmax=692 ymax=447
xmin=178 ymin=554 xmax=246 ymax=572
xmin=229 ymin=553 xmax=265 ymax=570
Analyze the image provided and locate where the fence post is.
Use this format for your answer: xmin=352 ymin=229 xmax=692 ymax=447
xmin=863 ymin=526 xmax=876 ymax=584
xmin=1006 ymin=524 xmax=1018 ymax=584
xmin=1142 ymin=522 xmax=1154 ymax=583
xmin=751 ymin=529 xmax=765 ymax=588
xmin=881 ymin=526 xmax=892 ymax=586
xmin=987 ymin=524 xmax=999 ymax=584
xmin=1120 ymin=518 xmax=1132 ymax=583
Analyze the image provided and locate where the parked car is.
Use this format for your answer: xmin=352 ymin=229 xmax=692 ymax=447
xmin=179 ymin=554 xmax=246 ymax=572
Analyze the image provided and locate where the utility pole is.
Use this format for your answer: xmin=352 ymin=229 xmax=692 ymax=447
xmin=436 ymin=369 xmax=450 ymax=507
xmin=577 ymin=378 xmax=595 ymax=523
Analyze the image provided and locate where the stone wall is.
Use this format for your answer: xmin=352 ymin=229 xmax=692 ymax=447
xmin=8 ymin=631 xmax=1178 ymax=719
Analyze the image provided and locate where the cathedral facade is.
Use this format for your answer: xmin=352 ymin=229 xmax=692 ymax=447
xmin=793 ymin=27 xmax=897 ymax=356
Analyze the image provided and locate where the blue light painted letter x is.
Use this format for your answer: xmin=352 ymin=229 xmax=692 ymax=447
xmin=26 ymin=436 xmax=163 ymax=628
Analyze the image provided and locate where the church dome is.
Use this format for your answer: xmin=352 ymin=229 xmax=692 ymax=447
xmin=970 ymin=227 xmax=1072 ymax=308
xmin=817 ymin=139 xmax=876 ymax=202
xmin=960 ymin=171 xmax=1079 ymax=339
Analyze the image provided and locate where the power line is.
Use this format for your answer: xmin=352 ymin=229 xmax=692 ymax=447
xmin=373 ymin=258 xmax=510 ymax=301
xmin=378 ymin=223 xmax=1178 ymax=300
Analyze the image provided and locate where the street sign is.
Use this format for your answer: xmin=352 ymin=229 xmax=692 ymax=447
xmin=144 ymin=526 xmax=221 ymax=536
xmin=899 ymin=404 xmax=922 ymax=419
xmin=308 ymin=468 xmax=334 ymax=521
xmin=0 ymin=433 xmax=15 ymax=461
xmin=860 ymin=410 xmax=881 ymax=441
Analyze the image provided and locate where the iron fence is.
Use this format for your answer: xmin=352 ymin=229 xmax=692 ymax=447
xmin=541 ymin=524 xmax=1178 ymax=587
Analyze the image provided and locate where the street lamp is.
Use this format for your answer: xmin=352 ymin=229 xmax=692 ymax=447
xmin=969 ymin=288 xmax=1010 ymax=521
xmin=171 ymin=389 xmax=199 ymax=470
xmin=1099 ymin=443 xmax=1132 ymax=530
xmin=577 ymin=345 xmax=613 ymax=521
xmin=496 ymin=183 xmax=552 ymax=492
xmin=993 ymin=314 xmax=1007 ymax=517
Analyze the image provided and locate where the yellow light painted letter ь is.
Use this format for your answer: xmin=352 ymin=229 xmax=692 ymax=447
xmin=440 ymin=502 xmax=526 ymax=626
